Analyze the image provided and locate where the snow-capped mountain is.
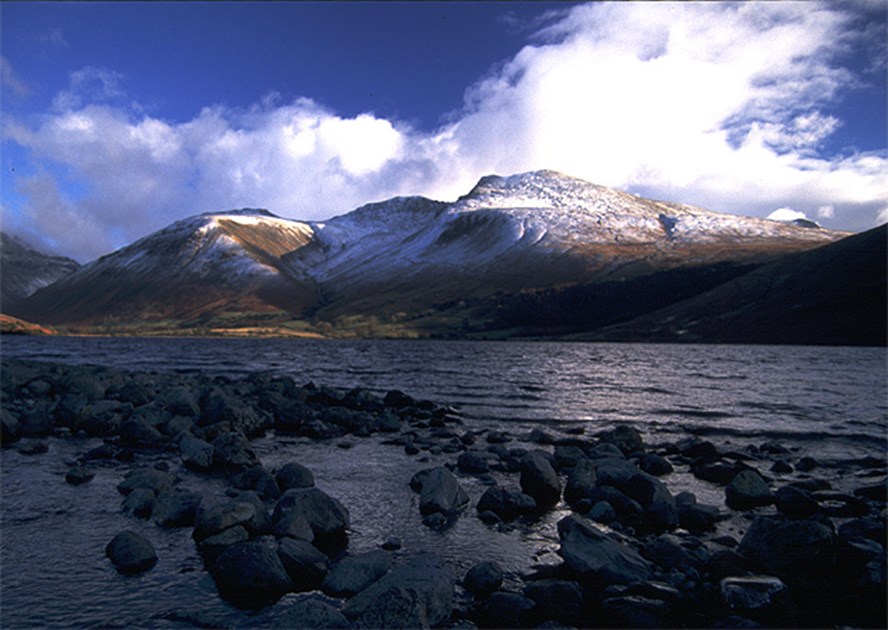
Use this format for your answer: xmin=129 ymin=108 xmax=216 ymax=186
xmin=0 ymin=233 xmax=80 ymax=309
xmin=11 ymin=171 xmax=845 ymax=328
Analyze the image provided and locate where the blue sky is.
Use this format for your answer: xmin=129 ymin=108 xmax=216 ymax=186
xmin=2 ymin=1 xmax=886 ymax=262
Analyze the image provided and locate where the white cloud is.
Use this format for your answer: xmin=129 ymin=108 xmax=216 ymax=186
xmin=4 ymin=1 xmax=887 ymax=262
xmin=1 ymin=56 xmax=30 ymax=98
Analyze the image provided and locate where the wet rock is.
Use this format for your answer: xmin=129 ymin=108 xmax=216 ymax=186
xmin=476 ymin=486 xmax=537 ymax=521
xmin=198 ymin=525 xmax=250 ymax=563
xmin=119 ymin=410 xmax=166 ymax=447
xmin=523 ymin=579 xmax=584 ymax=626
xmin=527 ymin=428 xmax=555 ymax=444
xmin=721 ymin=575 xmax=794 ymax=627
xmin=17 ymin=440 xmax=48 ymax=455
xmin=674 ymin=437 xmax=719 ymax=459
xmin=210 ymin=540 xmax=293 ymax=609
xmin=594 ymin=457 xmax=640 ymax=487
xmin=153 ymin=488 xmax=201 ymax=528
xmin=381 ymin=537 xmax=401 ymax=551
xmin=212 ymin=432 xmax=260 ymax=473
xmin=485 ymin=430 xmax=511 ymax=444
xmin=622 ymin=472 xmax=679 ymax=532
xmin=277 ymin=538 xmax=329 ymax=592
xmin=232 ymin=465 xmax=281 ymax=500
xmin=812 ymin=491 xmax=870 ymax=517
xmin=273 ymin=488 xmax=350 ymax=546
xmin=463 ymin=561 xmax=504 ymax=598
xmin=322 ymin=550 xmax=392 ymax=597
xmin=418 ymin=467 xmax=469 ymax=516
xmin=262 ymin=594 xmax=351 ymax=629
xmin=599 ymin=425 xmax=644 ymax=455
xmin=600 ymin=594 xmax=669 ymax=628
xmin=65 ymin=466 xmax=95 ymax=485
xmin=838 ymin=516 xmax=886 ymax=544
xmin=585 ymin=485 xmax=643 ymax=525
xmin=478 ymin=592 xmax=536 ymax=628
xmin=383 ymin=389 xmax=416 ymax=409
xmin=738 ymin=515 xmax=836 ymax=591
xmin=795 ymin=456 xmax=819 ymax=472
xmin=121 ymin=487 xmax=155 ymax=518
xmin=770 ymin=459 xmax=793 ymax=474
xmin=774 ymin=485 xmax=818 ymax=518
xmin=638 ymin=453 xmax=674 ymax=476
xmin=853 ymin=482 xmax=887 ymax=503
xmin=276 ymin=462 xmax=315 ymax=491
xmin=557 ymin=515 xmax=654 ymax=585
xmin=457 ymin=450 xmax=491 ymax=474
xmin=642 ymin=534 xmax=697 ymax=571
xmin=422 ymin=512 xmax=448 ymax=530
xmin=163 ymin=386 xmax=200 ymax=418
xmin=193 ymin=499 xmax=256 ymax=542
xmin=1 ymin=408 xmax=21 ymax=445
xmin=564 ymin=458 xmax=597 ymax=506
xmin=587 ymin=500 xmax=617 ymax=524
xmin=342 ymin=553 xmax=453 ymax=629
xmin=200 ymin=388 xmax=266 ymax=437
xmin=677 ymin=497 xmax=720 ymax=533
xmin=117 ymin=468 xmax=172 ymax=496
xmin=519 ymin=450 xmax=562 ymax=507
xmin=554 ymin=444 xmax=587 ymax=470
xmin=19 ymin=403 xmax=55 ymax=438
xmin=105 ymin=530 xmax=158 ymax=574
xmin=179 ymin=434 xmax=214 ymax=472
xmin=725 ymin=470 xmax=773 ymax=510
xmin=693 ymin=460 xmax=747 ymax=485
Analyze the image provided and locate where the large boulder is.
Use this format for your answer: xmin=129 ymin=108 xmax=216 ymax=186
xmin=179 ymin=434 xmax=214 ymax=471
xmin=622 ymin=472 xmax=679 ymax=532
xmin=276 ymin=462 xmax=315 ymax=491
xmin=277 ymin=538 xmax=330 ymax=592
xmin=524 ymin=579 xmax=585 ymax=626
xmin=212 ymin=432 xmax=261 ymax=473
xmin=322 ymin=550 xmax=392 ymax=597
xmin=260 ymin=595 xmax=351 ymax=629
xmin=193 ymin=499 xmax=257 ymax=542
xmin=557 ymin=515 xmax=654 ymax=585
xmin=152 ymin=488 xmax=201 ymax=528
xmin=105 ymin=530 xmax=158 ymax=574
xmin=726 ymin=470 xmax=773 ymax=510
xmin=273 ymin=488 xmax=350 ymax=546
xmin=565 ymin=458 xmax=597 ymax=505
xmin=599 ymin=425 xmax=644 ymax=455
xmin=232 ymin=465 xmax=281 ymax=500
xmin=476 ymin=486 xmax=537 ymax=521
xmin=520 ymin=450 xmax=562 ymax=507
xmin=738 ymin=515 xmax=836 ymax=591
xmin=342 ymin=553 xmax=453 ymax=629
xmin=418 ymin=467 xmax=469 ymax=516
xmin=117 ymin=468 xmax=172 ymax=497
xmin=210 ymin=541 xmax=293 ymax=609
xmin=462 ymin=561 xmax=504 ymax=598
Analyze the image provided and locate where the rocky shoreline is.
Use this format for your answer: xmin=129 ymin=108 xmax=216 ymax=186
xmin=1 ymin=358 xmax=886 ymax=628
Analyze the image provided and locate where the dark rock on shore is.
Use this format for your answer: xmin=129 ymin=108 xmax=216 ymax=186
xmin=276 ymin=462 xmax=315 ymax=491
xmin=557 ymin=514 xmax=654 ymax=585
xmin=463 ymin=561 xmax=504 ymax=598
xmin=65 ymin=466 xmax=95 ymax=485
xmin=211 ymin=540 xmax=293 ymax=609
xmin=277 ymin=538 xmax=330 ymax=592
xmin=725 ymin=469 xmax=773 ymax=510
xmin=105 ymin=530 xmax=158 ymax=574
xmin=273 ymin=487 xmax=350 ymax=547
xmin=322 ymin=550 xmax=392 ymax=597
xmin=519 ymin=450 xmax=562 ymax=507
xmin=477 ymin=485 xmax=537 ymax=521
xmin=416 ymin=467 xmax=469 ymax=516
xmin=341 ymin=553 xmax=453 ymax=629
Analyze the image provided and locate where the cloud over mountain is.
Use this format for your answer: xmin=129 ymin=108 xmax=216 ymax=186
xmin=3 ymin=1 xmax=886 ymax=262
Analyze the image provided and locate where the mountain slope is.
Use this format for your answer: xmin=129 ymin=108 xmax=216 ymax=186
xmin=579 ymin=224 xmax=887 ymax=346
xmin=11 ymin=210 xmax=319 ymax=325
xmin=10 ymin=171 xmax=849 ymax=334
xmin=0 ymin=233 xmax=80 ymax=310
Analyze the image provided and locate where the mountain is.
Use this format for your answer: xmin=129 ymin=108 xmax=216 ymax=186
xmin=10 ymin=170 xmax=849 ymax=336
xmin=0 ymin=233 xmax=80 ymax=310
xmin=578 ymin=223 xmax=887 ymax=346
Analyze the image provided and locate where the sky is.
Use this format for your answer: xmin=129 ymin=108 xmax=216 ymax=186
xmin=1 ymin=1 xmax=886 ymax=263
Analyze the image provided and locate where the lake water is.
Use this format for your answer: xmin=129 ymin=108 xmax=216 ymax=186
xmin=1 ymin=337 xmax=886 ymax=627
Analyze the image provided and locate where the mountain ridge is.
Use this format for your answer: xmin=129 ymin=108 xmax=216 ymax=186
xmin=7 ymin=170 xmax=866 ymax=342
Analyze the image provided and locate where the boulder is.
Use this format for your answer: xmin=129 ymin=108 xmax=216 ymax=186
xmin=277 ymin=538 xmax=330 ymax=592
xmin=519 ymin=450 xmax=562 ymax=507
xmin=478 ymin=592 xmax=536 ymax=628
xmin=198 ymin=525 xmax=250 ymax=563
xmin=193 ymin=499 xmax=256 ymax=542
xmin=725 ymin=470 xmax=773 ymax=510
xmin=273 ymin=488 xmax=350 ymax=545
xmin=738 ymin=515 xmax=836 ymax=590
xmin=179 ymin=434 xmax=214 ymax=471
xmin=210 ymin=541 xmax=293 ymax=609
xmin=476 ymin=486 xmax=537 ymax=521
xmin=322 ymin=550 xmax=392 ymax=597
xmin=622 ymin=472 xmax=679 ymax=532
xmin=121 ymin=488 xmax=155 ymax=518
xmin=599 ymin=425 xmax=644 ymax=454
xmin=105 ymin=530 xmax=158 ymax=574
xmin=594 ymin=457 xmax=640 ymax=488
xmin=212 ymin=432 xmax=261 ymax=473
xmin=153 ymin=488 xmax=201 ymax=528
xmin=587 ymin=500 xmax=617 ymax=524
xmin=1 ymin=409 xmax=20 ymax=445
xmin=564 ymin=458 xmax=597 ymax=506
xmin=557 ymin=515 xmax=654 ymax=585
xmin=457 ymin=450 xmax=491 ymax=474
xmin=774 ymin=485 xmax=819 ymax=518
xmin=721 ymin=575 xmax=795 ymax=627
xmin=232 ymin=465 xmax=281 ymax=500
xmin=65 ymin=466 xmax=95 ymax=485
xmin=262 ymin=595 xmax=351 ymax=629
xmin=418 ymin=467 xmax=469 ymax=516
xmin=117 ymin=468 xmax=172 ymax=496
xmin=276 ymin=462 xmax=315 ymax=491
xmin=638 ymin=453 xmax=674 ymax=476
xmin=342 ymin=553 xmax=454 ymax=629
xmin=462 ymin=561 xmax=504 ymax=598
xmin=163 ymin=386 xmax=200 ymax=418
xmin=524 ymin=579 xmax=584 ymax=626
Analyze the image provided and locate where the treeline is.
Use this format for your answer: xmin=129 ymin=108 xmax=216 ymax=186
xmin=490 ymin=262 xmax=757 ymax=334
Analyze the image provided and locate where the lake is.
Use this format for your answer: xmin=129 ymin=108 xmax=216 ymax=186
xmin=1 ymin=337 xmax=885 ymax=627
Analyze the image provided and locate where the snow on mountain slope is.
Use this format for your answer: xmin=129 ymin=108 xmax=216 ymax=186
xmin=12 ymin=170 xmax=849 ymax=326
